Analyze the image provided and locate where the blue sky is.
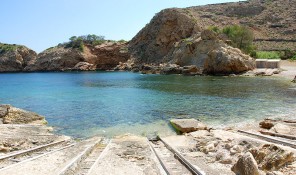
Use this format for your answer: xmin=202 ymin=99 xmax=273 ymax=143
xmin=1 ymin=0 xmax=239 ymax=52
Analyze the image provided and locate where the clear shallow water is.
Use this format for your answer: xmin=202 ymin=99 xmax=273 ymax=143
xmin=0 ymin=72 xmax=295 ymax=138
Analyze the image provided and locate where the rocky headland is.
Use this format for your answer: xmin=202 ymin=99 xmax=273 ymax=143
xmin=0 ymin=0 xmax=295 ymax=75
xmin=0 ymin=43 xmax=37 ymax=72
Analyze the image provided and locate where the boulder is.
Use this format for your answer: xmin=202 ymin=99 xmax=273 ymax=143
xmin=164 ymin=33 xmax=255 ymax=75
xmin=182 ymin=65 xmax=202 ymax=75
xmin=231 ymin=152 xmax=260 ymax=175
xmin=259 ymin=119 xmax=275 ymax=129
xmin=250 ymin=144 xmax=294 ymax=171
xmin=2 ymin=105 xmax=47 ymax=125
xmin=0 ymin=105 xmax=9 ymax=118
xmin=170 ymin=118 xmax=207 ymax=133
xmin=201 ymin=30 xmax=218 ymax=40
xmin=271 ymin=123 xmax=291 ymax=134
xmin=189 ymin=130 xmax=211 ymax=138
xmin=72 ymin=62 xmax=96 ymax=71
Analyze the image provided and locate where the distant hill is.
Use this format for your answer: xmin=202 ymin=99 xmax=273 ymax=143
xmin=129 ymin=0 xmax=296 ymax=63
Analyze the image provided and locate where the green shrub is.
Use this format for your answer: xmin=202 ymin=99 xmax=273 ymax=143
xmin=0 ymin=43 xmax=20 ymax=54
xmin=255 ymin=51 xmax=281 ymax=59
xmin=208 ymin=25 xmax=256 ymax=55
xmin=290 ymin=54 xmax=296 ymax=60
xmin=208 ymin=26 xmax=220 ymax=33
xmin=222 ymin=25 xmax=254 ymax=54
xmin=65 ymin=34 xmax=106 ymax=52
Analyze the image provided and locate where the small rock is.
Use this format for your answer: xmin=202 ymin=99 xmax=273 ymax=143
xmin=231 ymin=152 xmax=260 ymax=175
xmin=271 ymin=123 xmax=291 ymax=134
xmin=215 ymin=152 xmax=225 ymax=161
xmin=224 ymin=143 xmax=233 ymax=150
xmin=170 ymin=118 xmax=207 ymax=133
xmin=0 ymin=146 xmax=10 ymax=153
xmin=219 ymin=157 xmax=233 ymax=164
xmin=0 ymin=105 xmax=9 ymax=118
xmin=259 ymin=119 xmax=275 ymax=129
xmin=202 ymin=143 xmax=216 ymax=154
xmin=189 ymin=130 xmax=211 ymax=138
xmin=201 ymin=29 xmax=217 ymax=40
xmin=292 ymin=76 xmax=296 ymax=83
xmin=230 ymin=145 xmax=242 ymax=155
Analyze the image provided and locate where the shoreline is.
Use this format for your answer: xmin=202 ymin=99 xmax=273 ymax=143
xmin=1 ymin=106 xmax=296 ymax=174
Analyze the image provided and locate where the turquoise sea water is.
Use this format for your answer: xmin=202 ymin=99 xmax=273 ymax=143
xmin=0 ymin=72 xmax=295 ymax=138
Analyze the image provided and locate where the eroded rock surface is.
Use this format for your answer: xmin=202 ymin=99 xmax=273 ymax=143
xmin=0 ymin=105 xmax=47 ymax=125
xmin=26 ymin=42 xmax=129 ymax=71
xmin=170 ymin=118 xmax=207 ymax=133
xmin=165 ymin=30 xmax=255 ymax=74
xmin=231 ymin=152 xmax=260 ymax=175
xmin=250 ymin=144 xmax=294 ymax=171
xmin=0 ymin=43 xmax=37 ymax=72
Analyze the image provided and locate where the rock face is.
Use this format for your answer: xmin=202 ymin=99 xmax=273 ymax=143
xmin=26 ymin=42 xmax=129 ymax=71
xmin=170 ymin=118 xmax=207 ymax=133
xmin=0 ymin=104 xmax=47 ymax=125
xmin=231 ymin=152 xmax=260 ymax=175
xmin=271 ymin=123 xmax=291 ymax=134
xmin=165 ymin=30 xmax=255 ymax=74
xmin=250 ymin=144 xmax=294 ymax=171
xmin=0 ymin=43 xmax=37 ymax=72
xmin=129 ymin=8 xmax=200 ymax=64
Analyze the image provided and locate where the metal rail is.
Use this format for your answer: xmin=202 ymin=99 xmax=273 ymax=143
xmin=149 ymin=137 xmax=205 ymax=175
xmin=238 ymin=130 xmax=296 ymax=149
xmin=58 ymin=138 xmax=102 ymax=175
xmin=0 ymin=143 xmax=75 ymax=171
xmin=0 ymin=139 xmax=68 ymax=161
xmin=148 ymin=141 xmax=171 ymax=175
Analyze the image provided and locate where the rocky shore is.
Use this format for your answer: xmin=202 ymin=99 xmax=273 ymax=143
xmin=0 ymin=104 xmax=69 ymax=154
xmin=1 ymin=105 xmax=296 ymax=175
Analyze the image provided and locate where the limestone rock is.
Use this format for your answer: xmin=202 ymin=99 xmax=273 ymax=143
xmin=271 ymin=123 xmax=291 ymax=134
xmin=72 ymin=62 xmax=96 ymax=71
xmin=159 ymin=64 xmax=182 ymax=75
xmin=250 ymin=144 xmax=294 ymax=171
xmin=129 ymin=8 xmax=200 ymax=64
xmin=0 ymin=146 xmax=10 ymax=153
xmin=189 ymin=130 xmax=211 ymax=138
xmin=182 ymin=65 xmax=202 ymax=75
xmin=259 ymin=119 xmax=275 ymax=129
xmin=26 ymin=42 xmax=129 ymax=71
xmin=2 ymin=105 xmax=47 ymax=125
xmin=0 ymin=43 xmax=37 ymax=72
xmin=0 ymin=105 xmax=9 ymax=118
xmin=164 ymin=34 xmax=255 ymax=75
xmin=201 ymin=30 xmax=218 ymax=40
xmin=231 ymin=152 xmax=260 ymax=175
xmin=170 ymin=118 xmax=207 ymax=133
xmin=230 ymin=145 xmax=243 ymax=155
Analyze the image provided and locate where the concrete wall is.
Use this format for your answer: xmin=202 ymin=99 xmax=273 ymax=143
xmin=256 ymin=59 xmax=280 ymax=68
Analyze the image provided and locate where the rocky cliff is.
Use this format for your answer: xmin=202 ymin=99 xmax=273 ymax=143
xmin=164 ymin=30 xmax=255 ymax=74
xmin=0 ymin=43 xmax=37 ymax=72
xmin=26 ymin=42 xmax=129 ymax=71
xmin=129 ymin=0 xmax=296 ymax=64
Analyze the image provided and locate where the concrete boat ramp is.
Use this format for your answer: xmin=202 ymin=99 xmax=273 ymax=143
xmin=1 ymin=130 xmax=296 ymax=175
